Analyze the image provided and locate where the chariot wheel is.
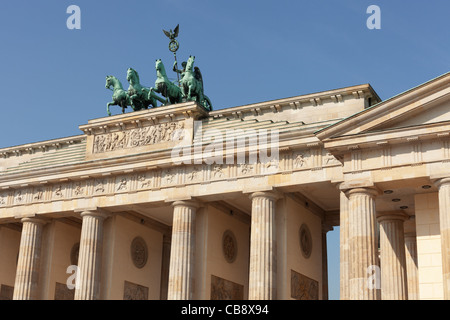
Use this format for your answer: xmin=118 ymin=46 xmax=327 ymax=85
xmin=202 ymin=95 xmax=213 ymax=111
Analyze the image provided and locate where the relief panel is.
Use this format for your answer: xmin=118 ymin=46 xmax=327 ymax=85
xmin=290 ymin=269 xmax=319 ymax=300
xmin=210 ymin=275 xmax=244 ymax=300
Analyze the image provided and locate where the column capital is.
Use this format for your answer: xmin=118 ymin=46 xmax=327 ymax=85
xmin=434 ymin=177 xmax=450 ymax=188
xmin=249 ymin=190 xmax=282 ymax=201
xmin=333 ymin=181 xmax=345 ymax=190
xmin=339 ymin=179 xmax=375 ymax=192
xmin=19 ymin=216 xmax=49 ymax=225
xmin=345 ymin=187 xmax=379 ymax=198
xmin=377 ymin=211 xmax=410 ymax=223
xmin=75 ymin=208 xmax=111 ymax=220
xmin=171 ymin=199 xmax=201 ymax=209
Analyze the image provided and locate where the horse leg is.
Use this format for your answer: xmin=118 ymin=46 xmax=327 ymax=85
xmin=129 ymin=95 xmax=137 ymax=111
xmin=188 ymin=86 xmax=193 ymax=101
xmin=107 ymin=102 xmax=115 ymax=116
xmin=181 ymin=83 xmax=187 ymax=99
xmin=164 ymin=87 xmax=172 ymax=105
xmin=151 ymin=89 xmax=167 ymax=106
xmin=118 ymin=101 xmax=126 ymax=114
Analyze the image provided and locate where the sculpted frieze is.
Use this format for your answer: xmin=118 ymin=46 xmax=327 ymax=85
xmin=186 ymin=166 xmax=201 ymax=182
xmin=137 ymin=172 xmax=152 ymax=189
xmin=33 ymin=188 xmax=45 ymax=201
xmin=161 ymin=168 xmax=177 ymax=186
xmin=94 ymin=179 xmax=107 ymax=194
xmin=238 ymin=163 xmax=254 ymax=175
xmin=14 ymin=189 xmax=26 ymax=205
xmin=293 ymin=152 xmax=308 ymax=169
xmin=212 ymin=164 xmax=225 ymax=179
xmin=0 ymin=149 xmax=315 ymax=209
xmin=53 ymin=185 xmax=65 ymax=199
xmin=115 ymin=176 xmax=130 ymax=192
xmin=93 ymin=121 xmax=185 ymax=154
xmin=72 ymin=182 xmax=86 ymax=197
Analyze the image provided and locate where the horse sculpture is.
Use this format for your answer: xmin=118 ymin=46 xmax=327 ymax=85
xmin=127 ymin=68 xmax=166 ymax=110
xmin=105 ymin=75 xmax=131 ymax=116
xmin=180 ymin=56 xmax=212 ymax=111
xmin=154 ymin=59 xmax=183 ymax=105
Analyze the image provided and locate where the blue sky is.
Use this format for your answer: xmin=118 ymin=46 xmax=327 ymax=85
xmin=0 ymin=0 xmax=449 ymax=300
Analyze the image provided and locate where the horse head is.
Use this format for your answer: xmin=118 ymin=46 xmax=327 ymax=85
xmin=155 ymin=59 xmax=168 ymax=81
xmin=155 ymin=59 xmax=163 ymax=72
xmin=185 ymin=56 xmax=195 ymax=71
xmin=127 ymin=68 xmax=139 ymax=84
xmin=105 ymin=75 xmax=114 ymax=89
xmin=105 ymin=75 xmax=123 ymax=91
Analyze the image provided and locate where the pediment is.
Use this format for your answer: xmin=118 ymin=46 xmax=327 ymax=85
xmin=372 ymin=96 xmax=450 ymax=131
xmin=316 ymin=72 xmax=450 ymax=140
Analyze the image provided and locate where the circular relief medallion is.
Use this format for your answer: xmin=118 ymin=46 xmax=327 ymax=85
xmin=70 ymin=242 xmax=80 ymax=265
xmin=222 ymin=230 xmax=237 ymax=263
xmin=299 ymin=224 xmax=312 ymax=259
xmin=131 ymin=237 xmax=148 ymax=269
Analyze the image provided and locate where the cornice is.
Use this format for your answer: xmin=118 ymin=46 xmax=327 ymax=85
xmin=0 ymin=135 xmax=85 ymax=158
xmin=208 ymin=84 xmax=379 ymax=119
xmin=79 ymin=101 xmax=208 ymax=136
xmin=323 ymin=120 xmax=450 ymax=153
xmin=316 ymin=72 xmax=450 ymax=141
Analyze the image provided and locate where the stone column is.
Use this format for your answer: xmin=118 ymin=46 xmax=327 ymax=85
xmin=435 ymin=177 xmax=450 ymax=299
xmin=13 ymin=217 xmax=47 ymax=300
xmin=248 ymin=191 xmax=280 ymax=300
xmin=377 ymin=211 xmax=409 ymax=300
xmin=339 ymin=188 xmax=350 ymax=300
xmin=160 ymin=233 xmax=171 ymax=300
xmin=167 ymin=200 xmax=199 ymax=300
xmin=404 ymin=232 xmax=419 ymax=300
xmin=74 ymin=210 xmax=109 ymax=300
xmin=346 ymin=187 xmax=380 ymax=300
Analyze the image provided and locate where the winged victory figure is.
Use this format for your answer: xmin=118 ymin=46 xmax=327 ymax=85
xmin=163 ymin=24 xmax=179 ymax=40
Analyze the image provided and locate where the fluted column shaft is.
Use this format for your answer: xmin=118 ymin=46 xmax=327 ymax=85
xmin=346 ymin=187 xmax=380 ymax=300
xmin=248 ymin=191 xmax=280 ymax=300
xmin=74 ymin=210 xmax=108 ymax=300
xmin=167 ymin=200 xmax=198 ymax=300
xmin=377 ymin=212 xmax=409 ymax=300
xmin=436 ymin=177 xmax=450 ymax=299
xmin=404 ymin=233 xmax=419 ymax=300
xmin=339 ymin=189 xmax=350 ymax=300
xmin=13 ymin=217 xmax=46 ymax=300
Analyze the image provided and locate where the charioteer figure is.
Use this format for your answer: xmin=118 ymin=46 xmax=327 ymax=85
xmin=173 ymin=61 xmax=187 ymax=81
